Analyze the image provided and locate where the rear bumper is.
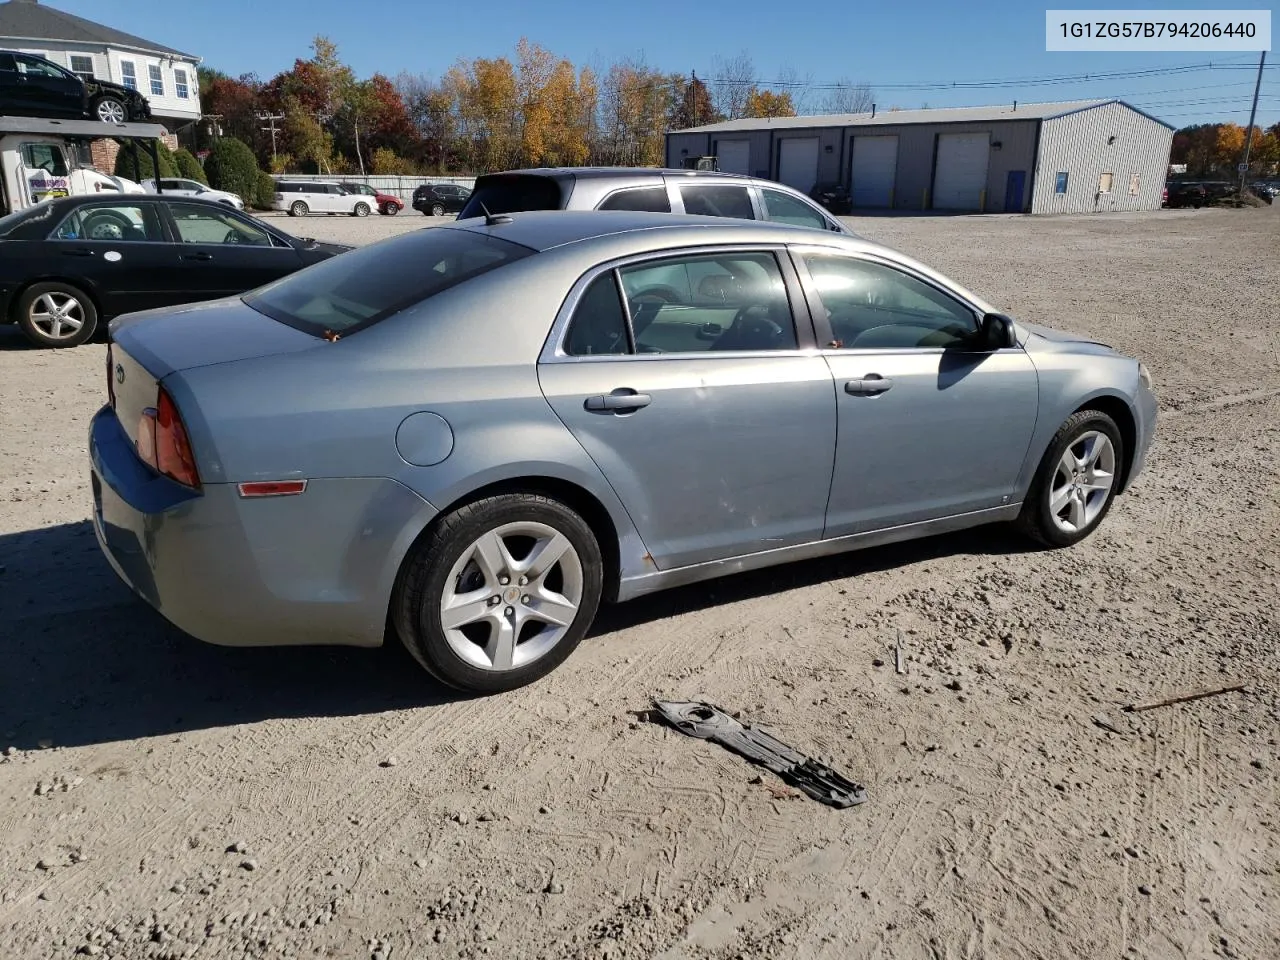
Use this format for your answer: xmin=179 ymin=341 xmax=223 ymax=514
xmin=89 ymin=405 xmax=438 ymax=649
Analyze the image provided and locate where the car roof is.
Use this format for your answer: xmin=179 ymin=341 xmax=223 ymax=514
xmin=442 ymin=209 xmax=865 ymax=253
xmin=477 ymin=166 xmax=757 ymax=183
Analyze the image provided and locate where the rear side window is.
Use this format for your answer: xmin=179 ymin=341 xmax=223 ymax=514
xmin=244 ymin=228 xmax=535 ymax=337
xmin=458 ymin=175 xmax=563 ymax=218
xmin=564 ymin=274 xmax=630 ymax=356
xmin=679 ymin=184 xmax=755 ymax=220
xmin=598 ymin=187 xmax=671 ymax=213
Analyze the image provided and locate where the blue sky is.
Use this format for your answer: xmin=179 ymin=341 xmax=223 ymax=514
xmin=58 ymin=0 xmax=1278 ymax=128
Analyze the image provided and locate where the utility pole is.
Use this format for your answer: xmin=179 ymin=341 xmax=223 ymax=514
xmin=1237 ymin=50 xmax=1266 ymax=196
xmin=257 ymin=110 xmax=284 ymax=164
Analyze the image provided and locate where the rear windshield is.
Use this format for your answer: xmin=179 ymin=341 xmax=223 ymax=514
xmin=243 ymin=227 xmax=535 ymax=337
xmin=457 ymin=174 xmax=563 ymax=219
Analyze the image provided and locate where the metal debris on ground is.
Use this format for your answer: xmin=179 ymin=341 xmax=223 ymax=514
xmin=1123 ymin=683 xmax=1247 ymax=714
xmin=895 ymin=631 xmax=906 ymax=675
xmin=650 ymin=700 xmax=868 ymax=809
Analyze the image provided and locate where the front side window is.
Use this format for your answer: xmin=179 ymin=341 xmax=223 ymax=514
xmin=679 ymin=184 xmax=755 ymax=220
xmin=802 ymin=254 xmax=978 ymax=350
xmin=168 ymin=202 xmax=270 ymax=246
xmin=562 ymin=252 xmax=796 ymax=356
xmin=52 ymin=203 xmax=166 ymax=243
xmin=148 ymin=63 xmax=164 ymax=96
xmin=120 ymin=61 xmax=137 ymax=90
xmin=21 ymin=143 xmax=68 ymax=175
xmin=244 ymin=229 xmax=535 ymax=337
xmin=598 ymin=187 xmax=671 ymax=213
xmin=174 ymin=68 xmax=189 ymax=99
xmin=761 ymin=189 xmax=828 ymax=229
xmin=15 ymin=55 xmax=67 ymax=79
xmin=69 ymin=55 xmax=95 ymax=81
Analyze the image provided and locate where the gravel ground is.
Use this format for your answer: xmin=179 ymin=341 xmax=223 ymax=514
xmin=1 ymin=207 xmax=1277 ymax=960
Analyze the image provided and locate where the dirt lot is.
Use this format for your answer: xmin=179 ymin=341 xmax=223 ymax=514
xmin=1 ymin=207 xmax=1277 ymax=960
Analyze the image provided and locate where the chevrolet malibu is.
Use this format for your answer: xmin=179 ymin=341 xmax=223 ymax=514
xmin=90 ymin=211 xmax=1157 ymax=693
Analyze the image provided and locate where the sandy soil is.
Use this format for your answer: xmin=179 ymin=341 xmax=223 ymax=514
xmin=1 ymin=207 xmax=1277 ymax=960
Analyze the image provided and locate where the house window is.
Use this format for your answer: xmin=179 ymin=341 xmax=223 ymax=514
xmin=174 ymin=68 xmax=189 ymax=99
xmin=1098 ymin=172 xmax=1114 ymax=194
xmin=148 ymin=63 xmax=164 ymax=96
xmin=1128 ymin=173 xmax=1141 ymax=196
xmin=1054 ymin=172 xmax=1069 ymax=194
xmin=120 ymin=60 xmax=137 ymax=90
xmin=69 ymin=55 xmax=94 ymax=81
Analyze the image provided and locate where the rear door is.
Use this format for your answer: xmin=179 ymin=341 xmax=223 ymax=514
xmin=162 ymin=201 xmax=304 ymax=300
xmin=538 ymin=246 xmax=837 ymax=570
xmin=674 ymin=182 xmax=759 ymax=221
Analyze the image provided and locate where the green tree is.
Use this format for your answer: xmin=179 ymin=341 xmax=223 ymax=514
xmin=253 ymin=170 xmax=277 ymax=210
xmin=204 ymin=137 xmax=260 ymax=202
xmin=114 ymin=140 xmax=178 ymax=182
xmin=172 ymin=148 xmax=208 ymax=184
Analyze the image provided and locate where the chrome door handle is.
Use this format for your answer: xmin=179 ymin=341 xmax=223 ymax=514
xmin=845 ymin=376 xmax=894 ymax=396
xmin=585 ymin=391 xmax=652 ymax=413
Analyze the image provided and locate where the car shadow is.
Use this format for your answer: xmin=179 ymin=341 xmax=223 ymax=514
xmin=0 ymin=519 xmax=1037 ymax=750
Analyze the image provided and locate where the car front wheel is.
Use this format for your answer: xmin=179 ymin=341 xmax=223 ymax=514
xmin=383 ymin=203 xmax=399 ymax=216
xmin=394 ymin=493 xmax=604 ymax=693
xmin=353 ymin=202 xmax=371 ymax=217
xmin=1017 ymin=409 xmax=1124 ymax=547
xmin=17 ymin=282 xmax=99 ymax=348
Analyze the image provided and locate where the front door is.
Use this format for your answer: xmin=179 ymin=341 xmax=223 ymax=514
xmin=163 ymin=201 xmax=304 ymax=300
xmin=538 ymin=248 xmax=837 ymax=570
xmin=1004 ymin=170 xmax=1027 ymax=213
xmin=14 ymin=55 xmax=83 ymax=117
xmin=793 ymin=249 xmax=1039 ymax=537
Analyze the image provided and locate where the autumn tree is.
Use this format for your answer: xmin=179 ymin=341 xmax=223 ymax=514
xmin=819 ymin=79 xmax=874 ymax=115
xmin=710 ymin=51 xmax=754 ymax=120
xmin=670 ymin=72 xmax=717 ymax=130
xmin=744 ymin=88 xmax=796 ymax=118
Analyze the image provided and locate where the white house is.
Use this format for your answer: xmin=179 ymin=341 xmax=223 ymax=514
xmin=0 ymin=0 xmax=201 ymax=135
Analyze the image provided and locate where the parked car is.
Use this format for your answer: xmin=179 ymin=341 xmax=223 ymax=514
xmin=455 ymin=167 xmax=853 ymax=234
xmin=272 ymin=180 xmax=373 ymax=217
xmin=339 ymin=181 xmax=404 ymax=215
xmin=810 ymin=181 xmax=853 ymax=215
xmin=1165 ymin=181 xmax=1207 ymax=208
xmin=1246 ymin=181 xmax=1276 ymax=204
xmin=142 ymin=178 xmax=244 ymax=210
xmin=0 ymin=195 xmax=351 ymax=347
xmin=413 ymin=182 xmax=471 ymax=217
xmin=90 ymin=210 xmax=1156 ymax=694
xmin=0 ymin=50 xmax=150 ymax=124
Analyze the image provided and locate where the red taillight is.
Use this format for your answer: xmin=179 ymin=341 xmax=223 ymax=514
xmin=134 ymin=387 xmax=200 ymax=489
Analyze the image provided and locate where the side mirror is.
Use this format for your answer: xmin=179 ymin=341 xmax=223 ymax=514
xmin=978 ymin=313 xmax=1015 ymax=350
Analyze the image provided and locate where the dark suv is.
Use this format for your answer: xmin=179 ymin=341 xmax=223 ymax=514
xmin=455 ymin=168 xmax=853 ymax=234
xmin=413 ymin=183 xmax=472 ymax=216
xmin=0 ymin=50 xmax=150 ymax=124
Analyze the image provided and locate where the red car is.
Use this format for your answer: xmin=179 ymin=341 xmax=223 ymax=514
xmin=339 ymin=182 xmax=404 ymax=216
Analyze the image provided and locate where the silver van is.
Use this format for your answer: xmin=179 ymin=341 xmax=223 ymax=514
xmin=455 ymin=167 xmax=853 ymax=234
xmin=272 ymin=179 xmax=371 ymax=217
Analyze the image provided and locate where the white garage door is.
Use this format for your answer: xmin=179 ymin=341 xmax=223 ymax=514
xmin=777 ymin=138 xmax=819 ymax=194
xmin=850 ymin=135 xmax=898 ymax=208
xmin=933 ymin=132 xmax=990 ymax=210
xmin=715 ymin=139 xmax=751 ymax=175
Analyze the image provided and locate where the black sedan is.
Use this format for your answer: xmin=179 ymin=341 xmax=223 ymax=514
xmin=0 ymin=50 xmax=150 ymax=124
xmin=412 ymin=183 xmax=471 ymax=216
xmin=0 ymin=195 xmax=351 ymax=348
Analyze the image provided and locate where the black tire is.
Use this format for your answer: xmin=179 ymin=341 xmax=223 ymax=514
xmin=16 ymin=282 xmax=98 ymax=348
xmin=92 ymin=95 xmax=127 ymax=124
xmin=1016 ymin=409 xmax=1124 ymax=548
xmin=393 ymin=493 xmax=604 ymax=693
xmin=384 ymin=203 xmax=399 ymax=216
xmin=289 ymin=201 xmax=308 ymax=217
xmin=353 ymin=202 xmax=371 ymax=217
xmin=431 ymin=202 xmax=445 ymax=217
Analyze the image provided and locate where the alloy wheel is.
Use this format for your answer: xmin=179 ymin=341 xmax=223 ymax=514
xmin=1048 ymin=430 xmax=1116 ymax=534
xmin=29 ymin=293 xmax=86 ymax=342
xmin=438 ymin=521 xmax=583 ymax=672
xmin=96 ymin=99 xmax=126 ymax=124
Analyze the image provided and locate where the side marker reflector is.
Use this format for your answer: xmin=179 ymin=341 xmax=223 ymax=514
xmin=238 ymin=480 xmax=308 ymax=498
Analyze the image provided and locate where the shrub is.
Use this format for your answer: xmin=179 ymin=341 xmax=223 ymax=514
xmin=114 ymin=140 xmax=177 ymax=182
xmin=203 ymin=137 xmax=260 ymax=204
xmin=173 ymin=148 xmax=208 ymax=185
xmin=371 ymin=147 xmax=411 ymax=175
xmin=253 ymin=170 xmax=278 ymax=211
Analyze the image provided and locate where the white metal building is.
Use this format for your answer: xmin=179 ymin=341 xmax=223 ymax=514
xmin=666 ymin=99 xmax=1175 ymax=215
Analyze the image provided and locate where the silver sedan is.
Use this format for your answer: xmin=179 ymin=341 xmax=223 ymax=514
xmin=90 ymin=211 xmax=1157 ymax=692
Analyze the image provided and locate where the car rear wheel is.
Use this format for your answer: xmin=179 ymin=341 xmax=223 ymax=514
xmin=353 ymin=202 xmax=371 ymax=217
xmin=16 ymin=282 xmax=98 ymax=348
xmin=383 ymin=203 xmax=399 ymax=216
xmin=431 ymin=203 xmax=445 ymax=217
xmin=289 ymin=201 xmax=309 ymax=217
xmin=93 ymin=96 xmax=127 ymax=124
xmin=1016 ymin=409 xmax=1123 ymax=548
xmin=394 ymin=493 xmax=604 ymax=693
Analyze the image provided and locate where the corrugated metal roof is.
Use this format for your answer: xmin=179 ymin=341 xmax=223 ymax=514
xmin=674 ymin=99 xmax=1125 ymax=133
xmin=0 ymin=0 xmax=195 ymax=59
